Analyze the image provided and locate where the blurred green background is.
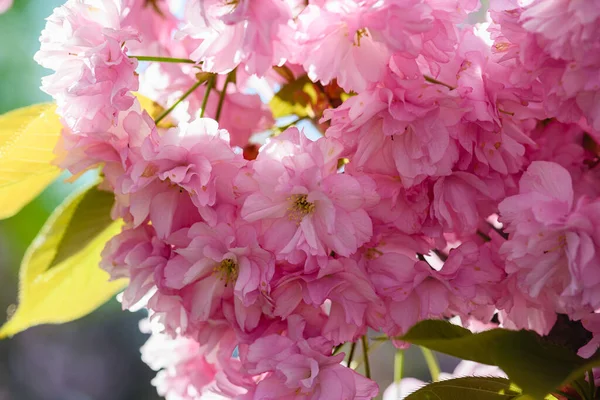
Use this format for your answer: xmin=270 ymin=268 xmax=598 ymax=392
xmin=0 ymin=2 xmax=161 ymax=399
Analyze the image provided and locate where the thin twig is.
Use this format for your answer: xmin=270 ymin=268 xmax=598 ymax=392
xmin=155 ymin=79 xmax=204 ymax=124
xmin=215 ymin=70 xmax=236 ymax=122
xmin=361 ymin=336 xmax=371 ymax=379
xmin=347 ymin=342 xmax=357 ymax=367
xmin=130 ymin=55 xmax=197 ymax=64
xmin=423 ymin=75 xmax=455 ymax=90
xmin=200 ymin=75 xmax=216 ymax=118
xmin=420 ymin=347 xmax=440 ymax=382
xmin=587 ymin=369 xmax=596 ymax=399
xmin=332 ymin=343 xmax=344 ymax=355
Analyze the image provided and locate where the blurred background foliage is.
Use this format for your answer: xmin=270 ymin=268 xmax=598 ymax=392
xmin=0 ymin=1 xmax=475 ymax=399
xmin=0 ymin=1 xmax=160 ymax=399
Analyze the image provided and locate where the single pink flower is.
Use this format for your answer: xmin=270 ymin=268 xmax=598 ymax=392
xmin=34 ymin=0 xmax=140 ymax=133
xmin=0 ymin=0 xmax=12 ymax=14
xmin=324 ymin=75 xmax=462 ymax=187
xmin=141 ymin=332 xmax=219 ymax=400
xmin=101 ymin=224 xmax=172 ymax=310
xmin=239 ymin=129 xmax=377 ymax=261
xmin=294 ymin=2 xmax=391 ymax=93
xmin=432 ymin=172 xmax=501 ymax=238
xmin=240 ymin=316 xmax=379 ymax=400
xmin=499 ymin=161 xmax=600 ymax=319
xmin=181 ymin=0 xmax=294 ymax=76
xmin=272 ymin=257 xmax=385 ymax=344
xmin=122 ymin=118 xmax=244 ymax=234
xmin=579 ymin=314 xmax=600 ymax=358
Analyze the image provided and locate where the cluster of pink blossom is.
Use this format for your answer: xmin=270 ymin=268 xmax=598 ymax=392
xmin=35 ymin=0 xmax=600 ymax=398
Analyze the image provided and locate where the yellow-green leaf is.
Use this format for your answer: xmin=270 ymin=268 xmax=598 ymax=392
xmin=0 ymin=183 xmax=126 ymax=338
xmin=269 ymin=75 xmax=319 ymax=119
xmin=0 ymin=103 xmax=63 ymax=219
xmin=400 ymin=320 xmax=600 ymax=399
xmin=134 ymin=92 xmax=174 ymax=128
xmin=405 ymin=377 xmax=521 ymax=400
xmin=134 ymin=92 xmax=166 ymax=121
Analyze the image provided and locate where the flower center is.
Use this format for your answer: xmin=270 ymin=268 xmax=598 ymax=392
xmin=223 ymin=0 xmax=240 ymax=9
xmin=214 ymin=258 xmax=238 ymax=286
xmin=543 ymin=234 xmax=567 ymax=254
xmin=365 ymin=248 xmax=384 ymax=260
xmin=287 ymin=194 xmax=315 ymax=222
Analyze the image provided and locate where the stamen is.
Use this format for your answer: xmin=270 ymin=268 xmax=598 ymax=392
xmin=354 ymin=28 xmax=369 ymax=47
xmin=287 ymin=194 xmax=315 ymax=223
xmin=543 ymin=234 xmax=567 ymax=254
xmin=214 ymin=258 xmax=238 ymax=286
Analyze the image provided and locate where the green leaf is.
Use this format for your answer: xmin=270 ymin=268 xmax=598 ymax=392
xmin=400 ymin=320 xmax=600 ymax=399
xmin=405 ymin=377 xmax=521 ymax=400
xmin=0 ymin=183 xmax=126 ymax=338
xmin=269 ymin=75 xmax=319 ymax=119
xmin=0 ymin=103 xmax=62 ymax=219
xmin=50 ymin=187 xmax=115 ymax=267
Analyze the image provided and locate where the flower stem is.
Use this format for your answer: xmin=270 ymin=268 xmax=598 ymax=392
xmin=587 ymin=370 xmax=596 ymax=399
xmin=274 ymin=116 xmax=309 ymax=134
xmin=420 ymin=347 xmax=440 ymax=382
xmin=361 ymin=336 xmax=371 ymax=379
xmin=332 ymin=343 xmax=344 ymax=355
xmin=394 ymin=350 xmax=405 ymax=400
xmin=200 ymin=75 xmax=216 ymax=118
xmin=572 ymin=378 xmax=590 ymax=400
xmin=423 ymin=75 xmax=455 ymax=90
xmin=129 ymin=55 xmax=197 ymax=64
xmin=215 ymin=70 xmax=236 ymax=122
xmin=155 ymin=79 xmax=205 ymax=124
xmin=347 ymin=342 xmax=357 ymax=367
xmin=394 ymin=350 xmax=404 ymax=383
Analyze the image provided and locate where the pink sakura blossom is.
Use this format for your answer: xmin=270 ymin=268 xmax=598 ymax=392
xmin=180 ymin=0 xmax=294 ymax=76
xmin=439 ymin=241 xmax=506 ymax=320
xmin=122 ymin=118 xmax=244 ymax=234
xmin=102 ymin=216 xmax=276 ymax=341
xmin=363 ymin=236 xmax=503 ymax=337
xmin=35 ymin=0 xmax=139 ymax=133
xmin=239 ymin=316 xmax=379 ymax=400
xmin=0 ymin=0 xmax=11 ymax=14
xmin=365 ymin=0 xmax=479 ymax=66
xmin=323 ymin=72 xmax=462 ymax=188
xmin=432 ymin=172 xmax=504 ymax=238
xmin=294 ymin=0 xmax=479 ymax=93
xmin=121 ymin=0 xmax=181 ymax=56
xmin=34 ymin=0 xmax=600 ymax=397
xmin=158 ymin=219 xmax=275 ymax=334
xmin=497 ymin=275 xmax=558 ymax=335
xmin=499 ymin=161 xmax=600 ymax=319
xmin=294 ymin=2 xmax=391 ymax=93
xmin=272 ymin=257 xmax=385 ymax=344
xmin=489 ymin=0 xmax=600 ymax=133
xmin=141 ymin=332 xmax=219 ymax=400
xmin=55 ymin=101 xmax=155 ymax=183
xmin=579 ymin=314 xmax=600 ymax=358
xmin=101 ymin=223 xmax=177 ymax=311
xmin=444 ymin=27 xmax=539 ymax=178
xmin=527 ymin=120 xmax=600 ymax=199
xmin=141 ymin=323 xmax=249 ymax=399
xmin=239 ymin=128 xmax=378 ymax=261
